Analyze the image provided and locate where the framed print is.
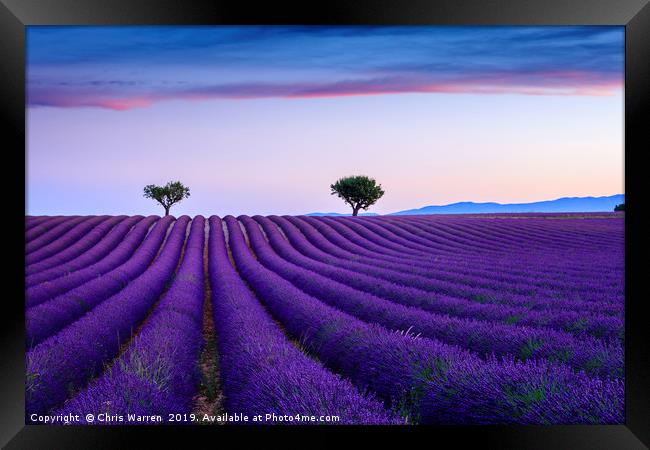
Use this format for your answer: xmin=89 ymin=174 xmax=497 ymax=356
xmin=1 ymin=0 xmax=648 ymax=448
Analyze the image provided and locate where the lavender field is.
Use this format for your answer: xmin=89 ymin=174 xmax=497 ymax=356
xmin=24 ymin=213 xmax=624 ymax=425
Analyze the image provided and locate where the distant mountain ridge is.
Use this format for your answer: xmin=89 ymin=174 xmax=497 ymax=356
xmin=392 ymin=194 xmax=624 ymax=215
xmin=305 ymin=212 xmax=380 ymax=217
xmin=306 ymin=194 xmax=624 ymax=216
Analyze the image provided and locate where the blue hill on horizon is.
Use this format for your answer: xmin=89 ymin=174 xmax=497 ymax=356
xmin=304 ymin=212 xmax=380 ymax=217
xmin=307 ymin=194 xmax=624 ymax=216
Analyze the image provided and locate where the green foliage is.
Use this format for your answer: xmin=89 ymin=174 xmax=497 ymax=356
xmin=119 ymin=345 xmax=174 ymax=390
xmin=143 ymin=180 xmax=190 ymax=216
xmin=549 ymin=348 xmax=573 ymax=364
xmin=504 ymin=315 xmax=522 ymax=325
xmin=501 ymin=384 xmax=547 ymax=419
xmin=614 ymin=203 xmax=624 ymax=211
xmin=330 ymin=175 xmax=385 ymax=216
xmin=565 ymin=318 xmax=588 ymax=334
xmin=519 ymin=338 xmax=544 ymax=361
xmin=398 ymin=358 xmax=449 ymax=424
xmin=584 ymin=356 xmax=604 ymax=373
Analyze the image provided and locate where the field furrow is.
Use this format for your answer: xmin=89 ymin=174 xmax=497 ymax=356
xmin=24 ymin=213 xmax=625 ymax=425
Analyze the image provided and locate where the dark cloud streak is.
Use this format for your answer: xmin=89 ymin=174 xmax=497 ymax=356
xmin=26 ymin=25 xmax=624 ymax=110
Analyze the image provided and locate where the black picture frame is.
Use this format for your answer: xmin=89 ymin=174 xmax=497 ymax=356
xmin=2 ymin=1 xmax=648 ymax=448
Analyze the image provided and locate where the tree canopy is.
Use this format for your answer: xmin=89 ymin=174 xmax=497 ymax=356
xmin=143 ymin=181 xmax=190 ymax=216
xmin=614 ymin=203 xmax=624 ymax=211
xmin=330 ymin=175 xmax=385 ymax=216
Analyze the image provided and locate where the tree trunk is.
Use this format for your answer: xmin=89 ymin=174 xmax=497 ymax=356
xmin=352 ymin=206 xmax=360 ymax=217
xmin=164 ymin=206 xmax=170 ymax=216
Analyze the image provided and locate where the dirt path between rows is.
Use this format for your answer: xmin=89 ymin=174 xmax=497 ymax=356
xmin=192 ymin=221 xmax=225 ymax=423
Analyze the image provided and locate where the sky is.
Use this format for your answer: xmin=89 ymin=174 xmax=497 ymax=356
xmin=26 ymin=26 xmax=624 ymax=216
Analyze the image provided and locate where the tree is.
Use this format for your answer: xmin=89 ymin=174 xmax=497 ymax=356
xmin=143 ymin=181 xmax=190 ymax=216
xmin=614 ymin=203 xmax=624 ymax=211
xmin=330 ymin=175 xmax=385 ymax=216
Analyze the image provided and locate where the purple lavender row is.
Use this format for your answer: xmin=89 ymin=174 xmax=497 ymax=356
xmin=352 ymin=215 xmax=620 ymax=279
xmin=26 ymin=216 xmax=190 ymax=416
xmin=244 ymin=216 xmax=622 ymax=379
xmin=273 ymin=217 xmax=623 ymax=319
xmin=374 ymin=216 xmax=523 ymax=255
xmin=276 ymin=217 xmax=622 ymax=312
xmin=304 ymin=216 xmax=622 ymax=290
xmin=291 ymin=216 xmax=622 ymax=298
xmin=280 ymin=219 xmax=623 ymax=341
xmin=25 ymin=216 xmax=80 ymax=246
xmin=280 ymin=220 xmax=624 ymax=332
xmin=224 ymin=216 xmax=623 ymax=424
xmin=401 ymin=216 xmax=622 ymax=251
xmin=381 ymin=218 xmax=624 ymax=289
xmin=402 ymin=216 xmax=623 ymax=270
xmin=333 ymin=216 xmax=621 ymax=275
xmin=26 ymin=216 xmax=176 ymax=346
xmin=479 ymin=217 xmax=622 ymax=244
xmin=375 ymin=216 xmax=622 ymax=268
xmin=364 ymin=218 xmax=623 ymax=288
xmin=287 ymin=215 xmax=623 ymax=303
xmin=434 ymin=218 xmax=623 ymax=266
xmin=349 ymin=214 xmax=574 ymax=259
xmin=208 ymin=216 xmax=399 ymax=424
xmin=26 ymin=216 xmax=112 ymax=266
xmin=329 ymin=214 xmax=621 ymax=273
xmin=453 ymin=216 xmax=624 ymax=246
xmin=405 ymin=215 xmax=623 ymax=245
xmin=26 ymin=216 xmax=91 ymax=254
xmin=26 ymin=215 xmax=157 ymax=305
xmin=54 ymin=217 xmax=205 ymax=423
xmin=26 ymin=216 xmax=57 ymax=230
xmin=26 ymin=216 xmax=49 ymax=226
xmin=356 ymin=215 xmax=622 ymax=272
xmin=378 ymin=214 xmax=620 ymax=270
xmin=265 ymin=215 xmax=623 ymax=353
xmin=26 ymin=216 xmax=73 ymax=239
xmin=394 ymin=215 xmax=570 ymax=255
xmin=304 ymin=216 xmax=570 ymax=281
xmin=323 ymin=215 xmax=501 ymax=259
xmin=26 ymin=216 xmax=130 ymax=277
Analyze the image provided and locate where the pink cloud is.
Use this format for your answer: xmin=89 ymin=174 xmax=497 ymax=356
xmin=28 ymin=70 xmax=623 ymax=111
xmin=94 ymin=97 xmax=155 ymax=111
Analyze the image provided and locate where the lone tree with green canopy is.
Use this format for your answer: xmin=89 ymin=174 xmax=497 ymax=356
xmin=330 ymin=175 xmax=385 ymax=216
xmin=143 ymin=181 xmax=191 ymax=216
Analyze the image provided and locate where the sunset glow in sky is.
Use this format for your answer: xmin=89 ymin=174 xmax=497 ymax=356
xmin=26 ymin=26 xmax=624 ymax=216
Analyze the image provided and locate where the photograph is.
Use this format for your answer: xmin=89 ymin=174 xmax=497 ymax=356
xmin=22 ymin=24 xmax=628 ymax=428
